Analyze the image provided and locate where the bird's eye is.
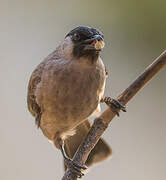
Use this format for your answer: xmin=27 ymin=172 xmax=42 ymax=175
xmin=73 ymin=33 xmax=80 ymax=41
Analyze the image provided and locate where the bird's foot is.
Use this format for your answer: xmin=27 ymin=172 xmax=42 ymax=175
xmin=101 ymin=97 xmax=126 ymax=116
xmin=64 ymin=157 xmax=87 ymax=178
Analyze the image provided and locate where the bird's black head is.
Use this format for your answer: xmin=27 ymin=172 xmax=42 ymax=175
xmin=66 ymin=26 xmax=105 ymax=61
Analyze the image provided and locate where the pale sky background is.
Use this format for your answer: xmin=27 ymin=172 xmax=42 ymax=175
xmin=0 ymin=1 xmax=166 ymax=180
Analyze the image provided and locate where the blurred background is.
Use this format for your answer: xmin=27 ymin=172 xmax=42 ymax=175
xmin=0 ymin=0 xmax=166 ymax=180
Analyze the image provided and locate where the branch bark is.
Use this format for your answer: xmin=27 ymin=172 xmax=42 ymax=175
xmin=62 ymin=50 xmax=166 ymax=180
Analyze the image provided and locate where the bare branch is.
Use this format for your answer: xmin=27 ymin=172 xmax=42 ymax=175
xmin=62 ymin=50 xmax=166 ymax=180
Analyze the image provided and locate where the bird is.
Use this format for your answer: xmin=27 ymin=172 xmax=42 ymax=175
xmin=27 ymin=26 xmax=126 ymax=178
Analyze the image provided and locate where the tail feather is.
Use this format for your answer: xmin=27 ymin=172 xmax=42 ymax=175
xmin=64 ymin=119 xmax=112 ymax=169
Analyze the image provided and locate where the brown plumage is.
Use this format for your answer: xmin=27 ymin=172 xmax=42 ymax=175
xmin=27 ymin=26 xmax=112 ymax=176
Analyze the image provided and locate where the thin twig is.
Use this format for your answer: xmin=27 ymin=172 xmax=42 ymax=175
xmin=62 ymin=50 xmax=166 ymax=180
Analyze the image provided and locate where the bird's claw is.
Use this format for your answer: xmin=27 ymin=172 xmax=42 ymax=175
xmin=64 ymin=157 xmax=87 ymax=178
xmin=101 ymin=97 xmax=126 ymax=116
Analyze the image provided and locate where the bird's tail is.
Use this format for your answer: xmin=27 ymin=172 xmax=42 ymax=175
xmin=64 ymin=119 xmax=112 ymax=169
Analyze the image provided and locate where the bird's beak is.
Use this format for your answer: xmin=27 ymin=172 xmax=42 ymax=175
xmin=84 ymin=35 xmax=105 ymax=51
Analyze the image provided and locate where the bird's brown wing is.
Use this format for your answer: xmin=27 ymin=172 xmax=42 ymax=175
xmin=27 ymin=61 xmax=46 ymax=127
xmin=27 ymin=49 xmax=59 ymax=127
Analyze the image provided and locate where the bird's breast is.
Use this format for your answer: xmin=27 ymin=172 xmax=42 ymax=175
xmin=37 ymin=58 xmax=106 ymax=130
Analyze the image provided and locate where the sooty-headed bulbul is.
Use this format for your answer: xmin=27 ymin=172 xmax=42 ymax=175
xmin=27 ymin=26 xmax=126 ymax=178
